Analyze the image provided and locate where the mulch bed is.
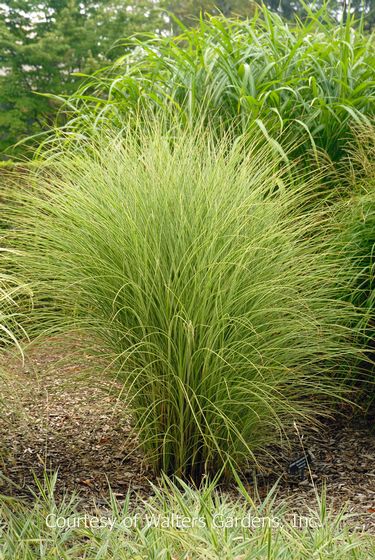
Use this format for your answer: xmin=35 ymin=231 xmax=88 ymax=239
xmin=0 ymin=337 xmax=374 ymax=530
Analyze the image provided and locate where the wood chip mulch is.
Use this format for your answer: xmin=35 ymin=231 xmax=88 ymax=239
xmin=0 ymin=337 xmax=374 ymax=531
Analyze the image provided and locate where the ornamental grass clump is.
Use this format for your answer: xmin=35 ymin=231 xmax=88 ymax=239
xmin=5 ymin=126 xmax=362 ymax=481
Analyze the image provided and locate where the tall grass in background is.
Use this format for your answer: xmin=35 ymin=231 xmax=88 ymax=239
xmin=3 ymin=125 xmax=365 ymax=480
xmin=62 ymin=4 xmax=375 ymax=163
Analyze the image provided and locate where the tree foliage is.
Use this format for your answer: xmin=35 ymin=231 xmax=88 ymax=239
xmin=0 ymin=1 xmax=165 ymax=155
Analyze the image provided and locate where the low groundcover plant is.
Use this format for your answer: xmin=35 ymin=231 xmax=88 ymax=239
xmin=0 ymin=472 xmax=374 ymax=560
xmin=4 ymin=125 xmax=364 ymax=480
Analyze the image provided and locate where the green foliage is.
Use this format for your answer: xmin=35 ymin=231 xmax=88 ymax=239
xmin=4 ymin=125 xmax=364 ymax=480
xmin=0 ymin=1 xmax=167 ymax=156
xmin=2 ymin=2 xmax=373 ymax=158
xmin=166 ymin=1 xmax=375 ymax=27
xmin=339 ymin=125 xmax=375 ymax=330
xmin=164 ymin=0 xmax=256 ymax=31
xmin=1 ymin=471 xmax=374 ymax=559
xmin=334 ymin=125 xmax=375 ymax=405
xmin=0 ymin=256 xmax=30 ymax=428
xmin=342 ymin=193 xmax=375 ymax=328
xmin=68 ymin=5 xmax=375 ymax=162
xmin=0 ymin=261 xmax=29 ymax=351
xmin=339 ymin=190 xmax=375 ymax=405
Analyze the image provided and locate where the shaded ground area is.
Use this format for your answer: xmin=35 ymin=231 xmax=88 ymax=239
xmin=0 ymin=338 xmax=154 ymax=509
xmin=0 ymin=338 xmax=374 ymax=530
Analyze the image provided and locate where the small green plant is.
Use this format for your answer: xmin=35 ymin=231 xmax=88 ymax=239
xmin=0 ymin=471 xmax=374 ymax=560
xmin=65 ymin=4 xmax=375 ymax=163
xmin=5 ymin=125 xmax=363 ymax=480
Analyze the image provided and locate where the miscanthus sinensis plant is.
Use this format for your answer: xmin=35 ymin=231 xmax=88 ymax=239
xmin=5 ymin=126 xmax=362 ymax=480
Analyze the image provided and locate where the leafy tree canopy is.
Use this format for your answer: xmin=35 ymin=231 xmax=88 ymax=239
xmin=0 ymin=0 xmax=166 ymax=155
